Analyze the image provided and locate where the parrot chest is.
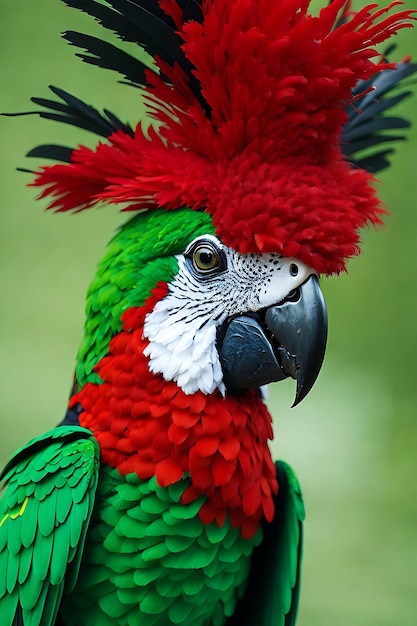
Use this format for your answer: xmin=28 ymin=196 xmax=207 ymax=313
xmin=60 ymin=465 xmax=262 ymax=626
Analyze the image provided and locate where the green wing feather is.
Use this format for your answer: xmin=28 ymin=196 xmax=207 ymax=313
xmin=227 ymin=461 xmax=304 ymax=626
xmin=0 ymin=426 xmax=100 ymax=626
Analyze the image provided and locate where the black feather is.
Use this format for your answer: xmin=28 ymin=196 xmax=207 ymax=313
xmin=348 ymin=61 xmax=417 ymax=120
xmin=26 ymin=145 xmax=75 ymax=162
xmin=343 ymin=59 xmax=417 ymax=172
xmin=112 ymin=0 xmax=204 ymax=30
xmin=16 ymin=168 xmax=37 ymax=174
xmin=107 ymin=0 xmax=191 ymax=68
xmin=62 ymin=0 xmax=147 ymax=44
xmin=5 ymin=85 xmax=133 ymax=163
xmin=62 ymin=0 xmax=183 ymax=71
xmin=62 ymin=30 xmax=152 ymax=86
xmin=6 ymin=0 xmax=209 ymax=161
xmin=61 ymin=0 xmax=208 ymax=111
xmin=343 ymin=133 xmax=405 ymax=157
xmin=5 ymin=86 xmax=133 ymax=139
xmin=34 ymin=86 xmax=132 ymax=136
xmin=352 ymin=150 xmax=397 ymax=174
xmin=344 ymin=92 xmax=411 ymax=132
xmin=108 ymin=1 xmax=206 ymax=106
xmin=343 ymin=116 xmax=410 ymax=143
xmin=63 ymin=0 xmax=203 ymax=67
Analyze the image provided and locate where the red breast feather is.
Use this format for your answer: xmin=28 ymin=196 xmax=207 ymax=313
xmin=71 ymin=285 xmax=278 ymax=540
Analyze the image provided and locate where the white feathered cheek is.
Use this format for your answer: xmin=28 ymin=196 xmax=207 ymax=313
xmin=142 ymin=286 xmax=226 ymax=397
xmin=141 ymin=236 xmax=316 ymax=396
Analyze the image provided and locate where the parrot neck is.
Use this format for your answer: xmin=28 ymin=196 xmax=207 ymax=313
xmin=71 ymin=286 xmax=278 ymax=539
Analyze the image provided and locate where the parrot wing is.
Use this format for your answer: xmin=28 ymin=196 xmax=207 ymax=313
xmin=0 ymin=426 xmax=100 ymax=626
xmin=227 ymin=461 xmax=304 ymax=626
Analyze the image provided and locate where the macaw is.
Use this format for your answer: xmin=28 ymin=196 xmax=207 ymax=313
xmin=0 ymin=0 xmax=415 ymax=625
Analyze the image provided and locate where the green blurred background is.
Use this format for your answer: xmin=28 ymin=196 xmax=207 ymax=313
xmin=0 ymin=1 xmax=416 ymax=624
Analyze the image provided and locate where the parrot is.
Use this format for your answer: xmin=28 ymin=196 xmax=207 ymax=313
xmin=1 ymin=0 xmax=416 ymax=625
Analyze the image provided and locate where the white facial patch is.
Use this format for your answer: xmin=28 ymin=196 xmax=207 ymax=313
xmin=143 ymin=235 xmax=315 ymax=395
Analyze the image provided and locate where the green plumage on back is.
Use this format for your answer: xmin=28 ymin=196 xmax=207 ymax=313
xmin=0 ymin=427 xmax=100 ymax=626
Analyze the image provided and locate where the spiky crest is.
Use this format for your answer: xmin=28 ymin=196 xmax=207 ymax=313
xmin=14 ymin=0 xmax=417 ymax=273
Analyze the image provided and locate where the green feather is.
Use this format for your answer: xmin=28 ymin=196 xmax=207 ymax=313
xmin=0 ymin=592 xmax=18 ymax=625
xmin=132 ymin=565 xmax=164 ymax=587
xmin=169 ymin=497 xmax=206 ymax=519
xmin=0 ymin=426 xmax=100 ymax=626
xmin=140 ymin=493 xmax=170 ymax=515
xmin=17 ymin=544 xmax=32 ymax=585
xmin=204 ymin=519 xmax=232 ymax=543
xmin=6 ymin=546 xmax=19 ymax=592
xmin=167 ymin=597 xmax=194 ymax=624
xmin=165 ymin=534 xmax=196 ymax=553
xmin=140 ymin=587 xmax=172 ymax=614
xmin=179 ymin=572 xmax=206 ymax=596
xmin=98 ymin=591 xmax=127 ymax=618
xmin=141 ymin=541 xmax=171 ymax=562
xmin=37 ymin=489 xmax=57 ymax=537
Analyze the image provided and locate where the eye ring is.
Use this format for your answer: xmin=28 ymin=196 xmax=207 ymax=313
xmin=290 ymin=263 xmax=299 ymax=277
xmin=193 ymin=244 xmax=220 ymax=273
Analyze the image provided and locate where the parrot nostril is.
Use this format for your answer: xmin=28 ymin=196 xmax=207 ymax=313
xmin=290 ymin=263 xmax=299 ymax=277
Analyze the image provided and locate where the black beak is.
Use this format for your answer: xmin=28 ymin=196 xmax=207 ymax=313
xmin=217 ymin=275 xmax=328 ymax=406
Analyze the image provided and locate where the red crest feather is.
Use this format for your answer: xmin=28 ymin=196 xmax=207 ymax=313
xmin=30 ymin=0 xmax=415 ymax=273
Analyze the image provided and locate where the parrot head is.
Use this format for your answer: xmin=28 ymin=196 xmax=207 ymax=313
xmin=75 ymin=207 xmax=327 ymax=408
xmin=142 ymin=225 xmax=327 ymax=404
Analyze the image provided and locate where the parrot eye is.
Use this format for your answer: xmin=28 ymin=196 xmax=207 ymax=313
xmin=184 ymin=237 xmax=225 ymax=276
xmin=193 ymin=244 xmax=220 ymax=272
